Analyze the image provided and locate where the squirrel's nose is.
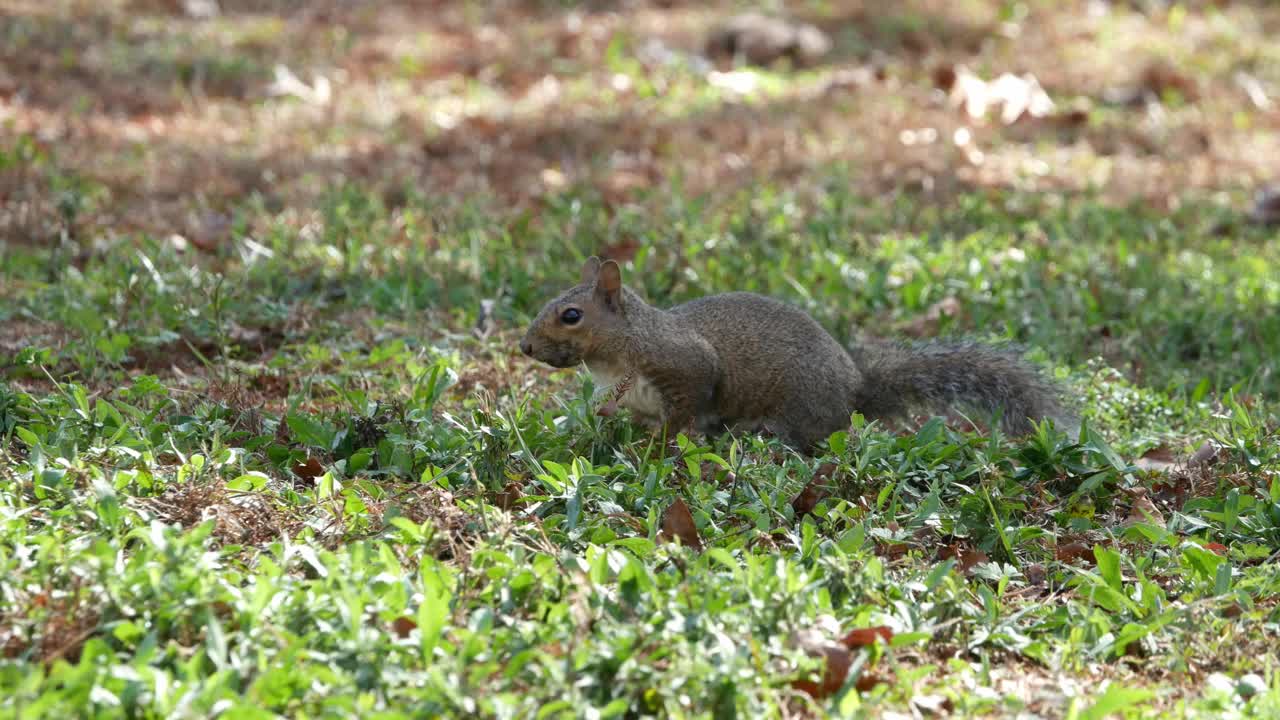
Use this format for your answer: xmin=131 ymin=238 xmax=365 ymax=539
xmin=520 ymin=340 xmax=533 ymax=356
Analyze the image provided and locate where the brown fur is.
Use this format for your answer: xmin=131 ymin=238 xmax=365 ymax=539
xmin=521 ymin=258 xmax=1072 ymax=453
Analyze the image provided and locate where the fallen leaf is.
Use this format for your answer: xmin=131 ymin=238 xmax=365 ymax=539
xmin=659 ymin=498 xmax=703 ymax=551
xmin=875 ymin=543 xmax=909 ymax=560
xmin=792 ymin=643 xmax=852 ymax=699
xmin=791 ymin=466 xmax=833 ymax=517
xmin=1056 ymin=541 xmax=1095 ymax=565
xmin=390 ymin=616 xmax=417 ymax=638
xmin=599 ymin=237 xmax=641 ymax=263
xmin=855 ymin=670 xmax=891 ymax=693
xmin=1126 ymin=489 xmax=1166 ymax=526
xmin=292 ymin=457 xmax=324 ymax=480
xmin=1151 ymin=478 xmax=1189 ymax=507
xmin=937 ymin=543 xmax=987 ymax=573
xmin=1135 ymin=445 xmax=1177 ymax=473
xmin=492 ymin=482 xmax=523 ymax=511
xmin=1139 ymin=60 xmax=1199 ymax=103
xmin=840 ymin=626 xmax=893 ymax=649
xmin=933 ymin=64 xmax=959 ymax=91
xmin=959 ymin=549 xmax=989 ymax=572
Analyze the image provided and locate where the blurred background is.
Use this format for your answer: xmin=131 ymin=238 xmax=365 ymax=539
xmin=4 ymin=0 xmax=1279 ymax=243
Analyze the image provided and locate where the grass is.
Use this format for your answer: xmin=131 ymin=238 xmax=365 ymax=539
xmin=3 ymin=0 xmax=1280 ymax=717
xmin=3 ymin=169 xmax=1279 ymax=717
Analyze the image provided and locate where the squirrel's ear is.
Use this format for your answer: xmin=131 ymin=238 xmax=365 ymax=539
xmin=580 ymin=256 xmax=603 ymax=284
xmin=595 ymin=260 xmax=623 ymax=310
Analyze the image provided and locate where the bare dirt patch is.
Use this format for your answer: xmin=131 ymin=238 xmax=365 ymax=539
xmin=141 ymin=479 xmax=295 ymax=546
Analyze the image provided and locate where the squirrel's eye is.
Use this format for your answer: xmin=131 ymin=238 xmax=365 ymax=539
xmin=560 ymin=308 xmax=583 ymax=325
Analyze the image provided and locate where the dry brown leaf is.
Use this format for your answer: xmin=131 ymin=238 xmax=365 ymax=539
xmin=1127 ymin=491 xmax=1166 ymax=526
xmin=659 ymin=498 xmax=703 ymax=551
xmin=789 ymin=621 xmax=891 ymax=699
xmin=855 ymin=670 xmax=891 ymax=693
xmin=875 ymin=541 xmax=909 ymax=560
xmin=292 ymin=457 xmax=324 ymax=480
xmin=1055 ymin=541 xmax=1095 ymax=565
xmin=959 ymin=549 xmax=989 ymax=573
xmin=492 ymin=482 xmax=524 ymax=511
xmin=792 ymin=463 xmax=836 ymax=517
xmin=390 ymin=616 xmax=417 ymax=638
xmin=937 ymin=543 xmax=987 ymax=573
xmin=599 ymin=237 xmax=641 ymax=263
xmin=933 ymin=64 xmax=959 ymax=92
xmin=1135 ymin=445 xmax=1178 ymax=473
xmin=792 ymin=643 xmax=852 ymax=699
xmin=840 ymin=626 xmax=894 ymax=649
xmin=1139 ymin=60 xmax=1199 ymax=103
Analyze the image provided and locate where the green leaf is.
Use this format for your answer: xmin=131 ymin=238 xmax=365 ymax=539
xmin=1213 ymin=561 xmax=1233 ymax=595
xmin=15 ymin=425 xmax=40 ymax=448
xmin=1095 ymin=545 xmax=1123 ymax=591
xmin=227 ymin=472 xmax=269 ymax=492
xmin=1078 ymin=683 xmax=1153 ymax=720
xmin=612 ymin=537 xmax=657 ymax=558
xmin=828 ymin=431 xmax=848 ymax=455
xmin=205 ymin=614 xmax=228 ymax=671
xmin=705 ymin=547 xmax=737 ymax=571
xmin=1181 ymin=543 xmax=1224 ymax=583
xmin=286 ymin=412 xmax=336 ymax=450
xmin=418 ymin=561 xmax=452 ymax=662
xmin=390 ymin=517 xmax=426 ymax=541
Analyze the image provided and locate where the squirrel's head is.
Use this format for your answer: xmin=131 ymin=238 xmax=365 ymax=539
xmin=520 ymin=256 xmax=629 ymax=368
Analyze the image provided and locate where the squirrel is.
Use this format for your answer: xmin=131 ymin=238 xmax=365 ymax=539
xmin=520 ymin=257 xmax=1073 ymax=453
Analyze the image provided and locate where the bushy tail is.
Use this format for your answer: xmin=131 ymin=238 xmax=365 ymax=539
xmin=849 ymin=339 xmax=1074 ymax=436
